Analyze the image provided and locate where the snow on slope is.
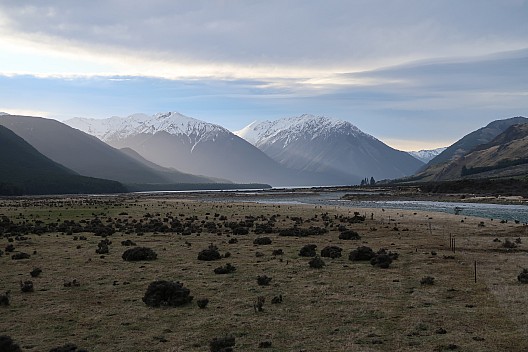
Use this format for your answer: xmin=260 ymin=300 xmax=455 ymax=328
xmin=66 ymin=112 xmax=230 ymax=143
xmin=234 ymin=114 xmax=370 ymax=147
xmin=408 ymin=147 xmax=447 ymax=163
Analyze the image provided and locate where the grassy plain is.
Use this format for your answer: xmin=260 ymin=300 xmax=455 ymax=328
xmin=1 ymin=195 xmax=528 ymax=351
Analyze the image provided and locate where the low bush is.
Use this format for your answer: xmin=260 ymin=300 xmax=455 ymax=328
xmin=309 ymin=256 xmax=326 ymax=269
xmin=0 ymin=335 xmax=22 ymax=352
xmin=198 ymin=244 xmax=222 ymax=261
xmin=49 ymin=343 xmax=88 ymax=352
xmin=142 ymin=280 xmax=193 ymax=307
xmin=214 ymin=263 xmax=236 ymax=274
xmin=518 ymin=269 xmax=528 ymax=283
xmin=320 ymin=246 xmax=342 ymax=258
xmin=257 ymin=275 xmax=272 ymax=286
xmin=420 ymin=276 xmax=435 ymax=285
xmin=122 ymin=247 xmax=157 ymax=261
xmin=349 ymin=246 xmax=375 ymax=261
xmin=209 ymin=336 xmax=235 ymax=352
xmin=338 ymin=230 xmax=361 ymax=240
xmin=253 ymin=237 xmax=272 ymax=245
xmin=299 ymin=244 xmax=317 ymax=257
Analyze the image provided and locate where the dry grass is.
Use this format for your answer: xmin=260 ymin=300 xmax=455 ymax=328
xmin=1 ymin=195 xmax=527 ymax=351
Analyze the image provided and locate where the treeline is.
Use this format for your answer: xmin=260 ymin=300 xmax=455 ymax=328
xmin=125 ymin=183 xmax=272 ymax=192
xmin=0 ymin=176 xmax=126 ymax=196
xmin=418 ymin=178 xmax=528 ymax=197
xmin=461 ymin=157 xmax=528 ymax=176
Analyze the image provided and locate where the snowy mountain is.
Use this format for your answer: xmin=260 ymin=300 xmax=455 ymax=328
xmin=407 ymin=147 xmax=447 ymax=163
xmin=235 ymin=114 xmax=424 ymax=180
xmin=66 ymin=112 xmax=348 ymax=186
xmin=67 ymin=112 xmax=229 ymax=148
xmin=1 ymin=114 xmax=219 ymax=185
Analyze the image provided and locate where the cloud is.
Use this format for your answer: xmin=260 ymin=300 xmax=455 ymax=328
xmin=1 ymin=0 xmax=528 ymax=79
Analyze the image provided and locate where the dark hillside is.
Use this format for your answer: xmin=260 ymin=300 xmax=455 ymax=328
xmin=0 ymin=125 xmax=125 ymax=195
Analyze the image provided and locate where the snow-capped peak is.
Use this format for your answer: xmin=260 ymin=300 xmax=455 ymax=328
xmin=234 ymin=114 xmax=370 ymax=147
xmin=65 ymin=111 xmax=230 ymax=142
xmin=408 ymin=147 xmax=447 ymax=163
xmin=0 ymin=112 xmax=10 ymax=116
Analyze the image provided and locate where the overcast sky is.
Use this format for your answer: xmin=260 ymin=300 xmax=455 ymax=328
xmin=1 ymin=0 xmax=527 ymax=150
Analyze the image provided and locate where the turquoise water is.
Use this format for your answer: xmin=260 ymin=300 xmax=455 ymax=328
xmin=233 ymin=191 xmax=528 ymax=224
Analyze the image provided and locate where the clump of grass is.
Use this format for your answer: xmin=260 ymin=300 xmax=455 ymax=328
xmin=309 ymin=256 xmax=326 ymax=269
xmin=257 ymin=275 xmax=272 ymax=286
xmin=209 ymin=336 xmax=235 ymax=352
xmin=421 ymin=276 xmax=435 ymax=285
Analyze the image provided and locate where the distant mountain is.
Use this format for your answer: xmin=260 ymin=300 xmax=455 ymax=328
xmin=427 ymin=116 xmax=528 ymax=166
xmin=0 ymin=112 xmax=9 ymax=116
xmin=0 ymin=115 xmax=220 ymax=185
xmin=235 ymin=114 xmax=424 ymax=181
xmin=408 ymin=147 xmax=447 ymax=163
xmin=66 ymin=112 xmax=352 ymax=186
xmin=411 ymin=120 xmax=528 ymax=182
xmin=0 ymin=125 xmax=125 ymax=195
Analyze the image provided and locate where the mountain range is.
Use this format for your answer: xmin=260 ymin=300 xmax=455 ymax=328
xmin=67 ymin=112 xmax=424 ymax=185
xmin=0 ymin=115 xmax=223 ymax=185
xmin=4 ymin=110 xmax=526 ymax=193
xmin=234 ymin=114 xmax=424 ymax=181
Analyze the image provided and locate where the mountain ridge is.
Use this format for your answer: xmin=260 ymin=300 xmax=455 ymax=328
xmin=0 ymin=125 xmax=125 ymax=195
xmin=66 ymin=112 xmax=357 ymax=186
xmin=0 ymin=115 xmax=222 ymax=185
xmin=235 ymin=114 xmax=424 ymax=181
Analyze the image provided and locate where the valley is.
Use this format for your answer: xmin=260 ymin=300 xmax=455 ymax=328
xmin=1 ymin=193 xmax=528 ymax=351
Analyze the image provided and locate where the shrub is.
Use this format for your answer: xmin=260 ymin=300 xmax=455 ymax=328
xmin=0 ymin=335 xmax=22 ymax=352
xmin=20 ymin=280 xmax=34 ymax=293
xmin=420 ymin=276 xmax=435 ymax=285
xmin=253 ymin=237 xmax=272 ymax=245
xmin=30 ymin=267 xmax=42 ymax=277
xmin=0 ymin=292 xmax=9 ymax=306
xmin=209 ymin=336 xmax=235 ymax=352
xmin=121 ymin=239 xmax=136 ymax=246
xmin=11 ymin=252 xmax=30 ymax=260
xmin=257 ymin=275 xmax=272 ymax=286
xmin=143 ymin=280 xmax=193 ymax=307
xmin=197 ymin=298 xmax=209 ymax=309
xmin=320 ymin=246 xmax=342 ymax=258
xmin=271 ymin=295 xmax=283 ymax=304
xmin=349 ymin=246 xmax=375 ymax=261
xmin=122 ymin=247 xmax=157 ymax=261
xmin=518 ymin=269 xmax=528 ymax=283
xmin=272 ymin=249 xmax=284 ymax=256
xmin=233 ymin=227 xmax=249 ymax=235
xmin=370 ymin=254 xmax=392 ymax=268
xmin=503 ymin=239 xmax=517 ymax=249
xmin=49 ymin=343 xmax=88 ymax=352
xmin=95 ymin=239 xmax=111 ymax=254
xmin=309 ymin=256 xmax=326 ymax=269
xmin=214 ymin=263 xmax=236 ymax=274
xmin=198 ymin=244 xmax=222 ymax=261
xmin=259 ymin=341 xmax=272 ymax=348
xmin=338 ymin=230 xmax=361 ymax=240
xmin=299 ymin=244 xmax=317 ymax=257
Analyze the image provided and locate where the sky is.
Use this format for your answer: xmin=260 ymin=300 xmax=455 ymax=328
xmin=0 ymin=0 xmax=527 ymax=151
